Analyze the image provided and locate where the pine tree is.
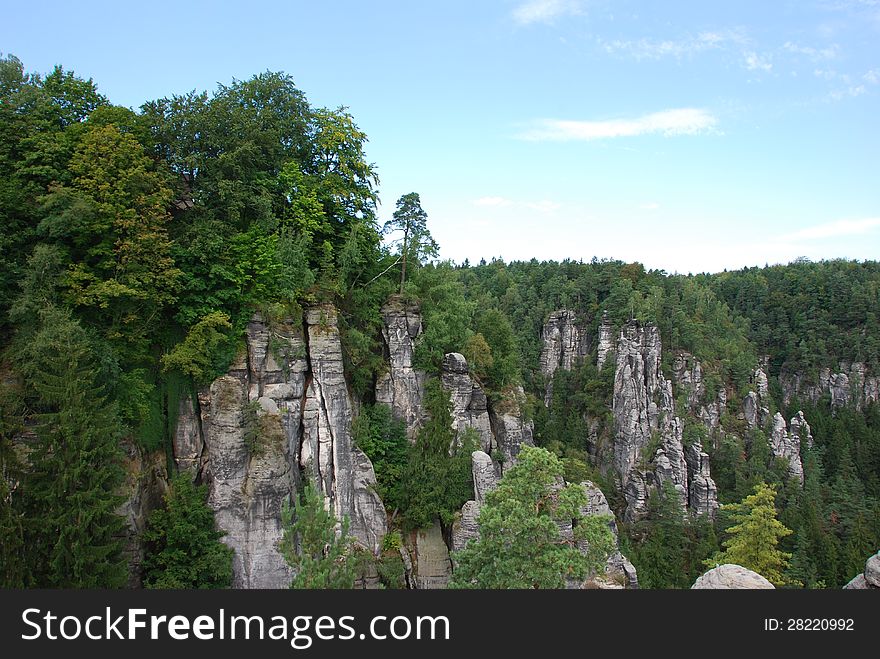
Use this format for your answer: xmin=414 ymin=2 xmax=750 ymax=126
xmin=707 ymin=482 xmax=793 ymax=587
xmin=449 ymin=445 xmax=615 ymax=589
xmin=0 ymin=383 xmax=26 ymax=587
xmin=278 ymin=483 xmax=358 ymax=589
xmin=21 ymin=311 xmax=128 ymax=587
xmin=142 ymin=474 xmax=233 ymax=588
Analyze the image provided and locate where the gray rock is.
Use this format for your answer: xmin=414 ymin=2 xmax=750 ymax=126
xmin=770 ymin=412 xmax=804 ymax=483
xmin=843 ymin=574 xmax=873 ymax=589
xmin=173 ymin=395 xmax=204 ymax=475
xmin=671 ymin=351 xmax=706 ymax=412
xmin=451 ymin=500 xmax=481 ymax=553
xmin=471 ymin=450 xmax=499 ymax=504
xmin=375 ymin=296 xmax=426 ymax=440
xmin=596 ymin=310 xmax=614 ymax=371
xmin=413 ymin=522 xmax=453 ymax=589
xmin=540 ymin=309 xmax=588 ymax=404
xmin=754 ymin=368 xmax=769 ymax=401
xmin=743 ymin=391 xmax=759 ymax=430
xmin=789 ymin=410 xmax=814 ymax=450
xmin=441 ymin=353 xmax=494 ymax=452
xmin=781 ymin=361 xmax=877 ymax=411
xmin=692 ymin=564 xmax=775 ymax=589
xmin=685 ymin=440 xmax=719 ymax=519
xmin=488 ymin=385 xmax=534 ymax=470
xmin=866 ymin=552 xmax=880 ymax=588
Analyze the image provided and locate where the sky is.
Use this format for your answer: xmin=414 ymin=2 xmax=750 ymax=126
xmin=3 ymin=0 xmax=879 ymax=273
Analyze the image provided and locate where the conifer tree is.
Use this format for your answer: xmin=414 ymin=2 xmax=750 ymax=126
xmin=706 ymin=482 xmax=793 ymax=587
xmin=142 ymin=474 xmax=233 ymax=588
xmin=21 ymin=310 xmax=128 ymax=587
xmin=279 ymin=483 xmax=358 ymax=589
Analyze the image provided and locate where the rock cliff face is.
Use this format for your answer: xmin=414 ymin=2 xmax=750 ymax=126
xmin=769 ymin=412 xmax=805 ymax=483
xmin=781 ymin=361 xmax=879 ymax=411
xmin=487 ymin=385 xmax=535 ymax=470
xmin=440 ymin=353 xmax=494 ymax=453
xmin=375 ymin=296 xmax=426 ymax=440
xmin=540 ymin=310 xmax=589 ymax=404
xmin=596 ymin=311 xmax=614 ymax=371
xmin=612 ymin=321 xmax=716 ymax=521
xmin=173 ymin=308 xmax=386 ymax=588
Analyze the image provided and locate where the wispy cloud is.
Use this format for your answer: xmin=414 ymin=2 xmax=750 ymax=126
xmin=516 ymin=108 xmax=718 ymax=141
xmin=525 ymin=200 xmax=562 ymax=213
xmin=744 ymin=51 xmax=773 ymax=72
xmin=599 ymin=30 xmax=743 ymax=60
xmin=782 ymin=218 xmax=880 ymax=240
xmin=473 ymin=196 xmax=513 ymax=208
xmin=783 ymin=41 xmax=840 ymax=61
xmin=512 ymin=0 xmax=583 ymax=25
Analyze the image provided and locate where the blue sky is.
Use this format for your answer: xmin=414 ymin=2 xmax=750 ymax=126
xmin=3 ymin=0 xmax=878 ymax=273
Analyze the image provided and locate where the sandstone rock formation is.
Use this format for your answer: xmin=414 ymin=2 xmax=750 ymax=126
xmin=692 ymin=564 xmax=775 ymax=589
xmin=540 ymin=309 xmax=588 ymax=404
xmin=596 ymin=310 xmax=614 ymax=371
xmin=173 ymin=309 xmax=387 ymax=588
xmin=487 ymin=385 xmax=535 ymax=471
xmin=612 ymin=321 xmax=716 ymax=520
xmin=440 ymin=352 xmax=494 ymax=453
xmin=375 ymin=296 xmax=426 ymax=440
xmin=769 ymin=412 xmax=805 ymax=483
xmin=844 ymin=550 xmax=880 ymax=589
xmin=781 ymin=361 xmax=879 ymax=411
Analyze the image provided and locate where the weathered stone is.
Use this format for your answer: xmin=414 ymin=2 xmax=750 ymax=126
xmin=754 ymin=368 xmax=769 ymax=400
xmin=440 ymin=353 xmax=494 ymax=452
xmin=789 ymin=410 xmax=814 ymax=450
xmin=540 ymin=309 xmax=588 ymax=404
xmin=375 ymin=296 xmax=426 ymax=440
xmin=488 ymin=385 xmax=534 ymax=471
xmin=843 ymin=573 xmax=873 ymax=589
xmin=413 ymin=522 xmax=453 ymax=589
xmin=866 ymin=552 xmax=880 ymax=588
xmin=173 ymin=395 xmax=203 ymax=475
xmin=781 ymin=361 xmax=878 ymax=411
xmin=770 ymin=412 xmax=804 ymax=483
xmin=596 ymin=310 xmax=614 ymax=371
xmin=671 ymin=351 xmax=705 ymax=412
xmin=471 ymin=450 xmax=499 ymax=504
xmin=451 ymin=500 xmax=481 ymax=553
xmin=743 ymin=391 xmax=759 ymax=430
xmin=118 ymin=440 xmax=168 ymax=588
xmin=685 ymin=440 xmax=719 ymax=519
xmin=692 ymin=564 xmax=775 ymax=589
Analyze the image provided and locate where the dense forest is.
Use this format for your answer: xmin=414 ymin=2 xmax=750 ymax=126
xmin=1 ymin=55 xmax=878 ymax=589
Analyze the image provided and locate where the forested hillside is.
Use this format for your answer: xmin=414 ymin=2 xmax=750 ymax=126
xmin=1 ymin=56 xmax=878 ymax=590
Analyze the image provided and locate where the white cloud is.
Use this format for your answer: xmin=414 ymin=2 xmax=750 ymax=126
xmin=473 ymin=196 xmax=513 ymax=207
xmin=600 ymin=30 xmax=749 ymax=61
xmin=864 ymin=69 xmax=880 ymax=84
xmin=782 ymin=218 xmax=880 ymax=240
xmin=744 ymin=51 xmax=773 ymax=72
xmin=512 ymin=0 xmax=583 ymax=25
xmin=516 ymin=108 xmax=718 ymax=141
xmin=783 ymin=41 xmax=840 ymax=60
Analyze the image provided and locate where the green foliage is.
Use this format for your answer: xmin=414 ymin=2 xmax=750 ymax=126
xmin=353 ymin=404 xmax=408 ymax=513
xmin=279 ymin=484 xmax=357 ymax=589
xmin=707 ymin=482 xmax=793 ymax=587
xmin=17 ymin=310 xmax=128 ymax=587
xmin=450 ymin=445 xmax=615 ymax=588
xmin=143 ymin=474 xmax=233 ymax=588
xmin=383 ymin=192 xmax=438 ymax=293
xmin=411 ymin=263 xmax=474 ymax=370
xmin=398 ymin=379 xmax=475 ymax=531
xmin=626 ymin=481 xmax=717 ymax=588
xmin=161 ymin=311 xmax=233 ymax=383
xmin=473 ymin=308 xmax=520 ymax=390
xmin=0 ymin=382 xmax=26 ymax=587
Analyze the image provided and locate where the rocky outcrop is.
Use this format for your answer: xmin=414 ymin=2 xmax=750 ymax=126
xmin=612 ymin=321 xmax=699 ymax=521
xmin=671 ymin=351 xmax=705 ymax=412
xmin=596 ymin=311 xmax=614 ymax=371
xmin=769 ymin=412 xmax=805 ymax=483
xmin=685 ymin=441 xmax=719 ymax=518
xmin=411 ymin=522 xmax=453 ymax=589
xmin=440 ymin=353 xmax=494 ymax=453
xmin=578 ymin=481 xmax=638 ymax=589
xmin=781 ymin=362 xmax=879 ymax=411
xmin=844 ymin=551 xmax=880 ymax=589
xmin=488 ymin=385 xmax=535 ymax=471
xmin=375 ymin=296 xmax=426 ymax=440
xmin=540 ymin=310 xmax=588 ymax=404
xmin=118 ymin=440 xmax=168 ymax=588
xmin=174 ymin=309 xmax=387 ymax=588
xmin=692 ymin=564 xmax=775 ymax=589
xmin=471 ymin=450 xmax=500 ymax=503
xmin=789 ymin=411 xmax=814 ymax=450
